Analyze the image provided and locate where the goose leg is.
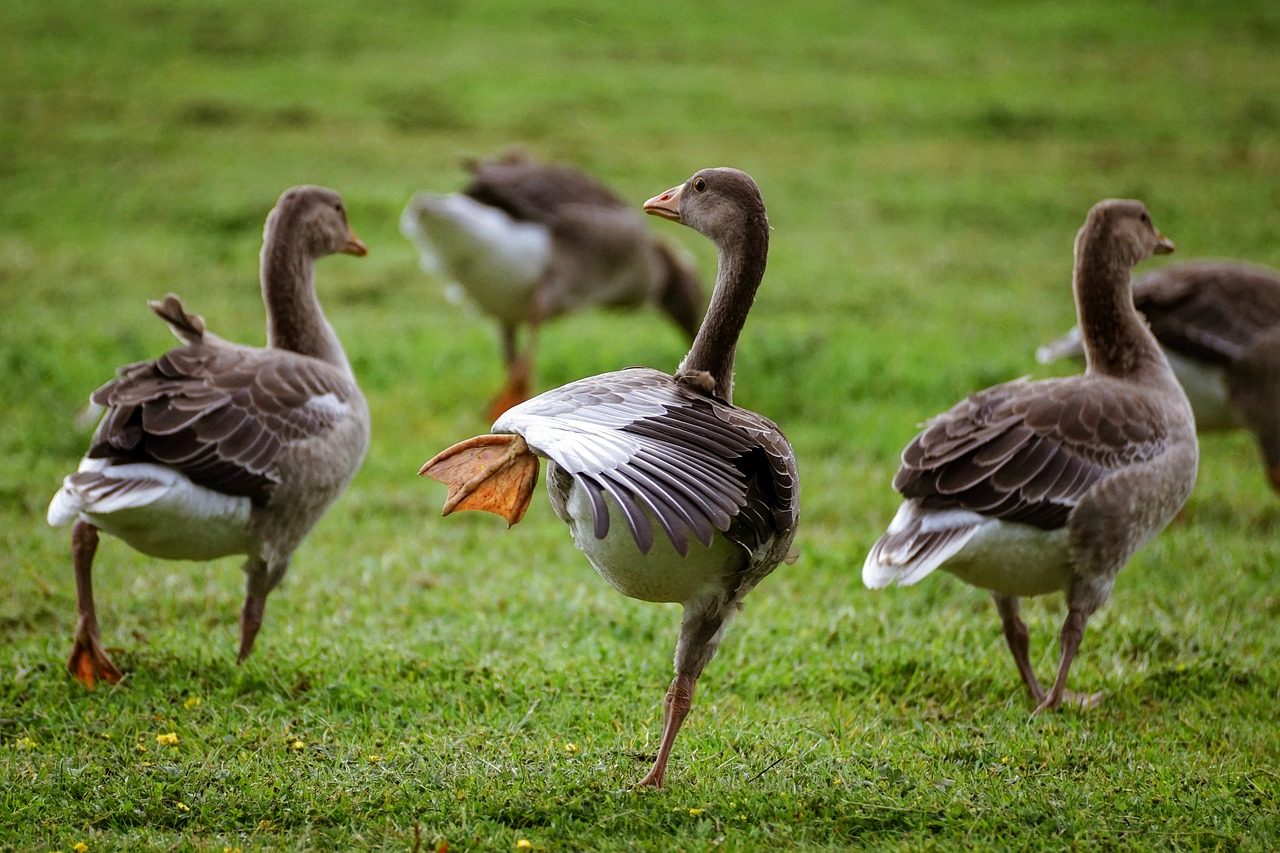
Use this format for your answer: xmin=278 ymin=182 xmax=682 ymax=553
xmin=489 ymin=324 xmax=532 ymax=419
xmin=637 ymin=672 xmax=696 ymax=788
xmin=992 ymin=593 xmax=1045 ymax=704
xmin=1035 ymin=606 xmax=1104 ymax=713
xmin=637 ymin=600 xmax=733 ymax=788
xmin=238 ymin=557 xmax=270 ymax=663
xmin=67 ymin=520 xmax=123 ymax=689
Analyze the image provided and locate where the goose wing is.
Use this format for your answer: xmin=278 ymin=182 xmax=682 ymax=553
xmin=894 ymin=376 xmax=1173 ymax=530
xmin=1134 ymin=262 xmax=1280 ymax=365
xmin=88 ymin=341 xmax=361 ymax=505
xmin=495 ymin=368 xmax=798 ymax=562
xmin=464 ymin=158 xmax=626 ymax=225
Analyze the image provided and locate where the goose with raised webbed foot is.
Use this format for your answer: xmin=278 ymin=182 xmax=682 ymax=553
xmin=420 ymin=168 xmax=798 ymax=787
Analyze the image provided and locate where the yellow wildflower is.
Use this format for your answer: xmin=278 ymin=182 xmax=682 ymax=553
xmin=156 ymin=732 xmax=179 ymax=746
xmin=291 ymin=740 xmax=305 ymax=751
xmin=367 ymin=753 xmax=382 ymax=764
xmin=689 ymin=808 xmax=705 ymax=816
xmin=516 ymin=841 xmax=532 ymax=851
xmin=564 ymin=742 xmax=579 ymax=754
xmin=74 ymin=844 xmax=89 ymax=853
xmin=15 ymin=736 xmax=35 ymax=750
xmin=176 ymin=802 xmax=190 ymax=813
xmin=184 ymin=696 xmax=202 ymax=710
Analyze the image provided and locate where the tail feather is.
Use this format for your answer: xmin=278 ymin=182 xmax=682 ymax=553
xmin=149 ymin=294 xmax=206 ymax=345
xmin=48 ymin=465 xmax=168 ymax=527
xmin=1035 ymin=326 xmax=1083 ymax=365
xmin=862 ymin=501 xmax=982 ymax=588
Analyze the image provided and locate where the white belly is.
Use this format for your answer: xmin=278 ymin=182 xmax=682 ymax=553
xmin=942 ymin=520 xmax=1072 ymax=598
xmin=1164 ymin=350 xmax=1237 ymax=431
xmin=560 ymin=478 xmax=741 ymax=604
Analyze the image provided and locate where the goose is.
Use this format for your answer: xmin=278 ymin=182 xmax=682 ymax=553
xmin=864 ymin=200 xmax=1197 ymax=712
xmin=1038 ymin=260 xmax=1280 ymax=491
xmin=419 ymin=168 xmax=798 ymax=787
xmin=47 ymin=186 xmax=371 ymax=688
xmin=401 ymin=150 xmax=704 ymax=418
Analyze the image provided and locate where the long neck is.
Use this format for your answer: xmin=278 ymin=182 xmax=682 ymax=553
xmin=1074 ymin=231 xmax=1165 ymax=381
xmin=260 ymin=224 xmax=350 ymax=372
xmin=678 ymin=216 xmax=769 ymax=403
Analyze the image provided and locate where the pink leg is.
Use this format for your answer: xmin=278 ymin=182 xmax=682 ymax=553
xmin=636 ymin=673 xmax=697 ymax=788
xmin=1035 ymin=607 xmax=1104 ymax=713
xmin=66 ymin=521 xmax=123 ymax=689
xmin=993 ymin=594 xmax=1045 ymax=704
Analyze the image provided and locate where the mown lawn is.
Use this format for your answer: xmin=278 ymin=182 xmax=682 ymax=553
xmin=2 ymin=1 xmax=1278 ymax=849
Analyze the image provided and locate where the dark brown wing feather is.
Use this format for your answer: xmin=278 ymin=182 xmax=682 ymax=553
xmin=463 ymin=157 xmax=626 ymax=226
xmin=1134 ymin=262 xmax=1280 ymax=365
xmin=895 ymin=377 xmax=1172 ymax=530
xmin=88 ymin=342 xmax=359 ymax=505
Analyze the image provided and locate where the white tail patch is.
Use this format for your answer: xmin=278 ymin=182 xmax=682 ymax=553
xmin=862 ymin=500 xmax=984 ymax=589
xmin=1035 ymin=326 xmax=1083 ymax=365
xmin=47 ymin=459 xmax=252 ymax=560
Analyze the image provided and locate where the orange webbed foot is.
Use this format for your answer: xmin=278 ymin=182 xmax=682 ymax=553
xmin=419 ymin=434 xmax=539 ymax=525
xmin=68 ymin=636 xmax=123 ymax=691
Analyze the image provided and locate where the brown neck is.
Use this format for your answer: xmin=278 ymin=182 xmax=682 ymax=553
xmin=260 ymin=222 xmax=349 ymax=371
xmin=678 ymin=213 xmax=769 ymax=403
xmin=1075 ymin=230 xmax=1165 ymax=381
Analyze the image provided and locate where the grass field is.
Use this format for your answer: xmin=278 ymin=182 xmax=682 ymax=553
xmin=3 ymin=0 xmax=1279 ymax=849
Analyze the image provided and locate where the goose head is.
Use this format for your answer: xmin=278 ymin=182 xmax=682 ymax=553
xmin=644 ymin=168 xmax=766 ymax=245
xmin=1077 ymin=199 xmax=1174 ymax=268
xmin=266 ymin=186 xmax=368 ymax=260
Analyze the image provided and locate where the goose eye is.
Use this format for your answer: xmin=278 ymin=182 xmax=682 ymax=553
xmin=692 ymin=177 xmax=706 ymax=193
xmin=1140 ymin=212 xmax=1150 ymax=225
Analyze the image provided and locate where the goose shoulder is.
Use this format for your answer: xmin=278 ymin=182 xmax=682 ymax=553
xmin=494 ymin=368 xmax=797 ymax=565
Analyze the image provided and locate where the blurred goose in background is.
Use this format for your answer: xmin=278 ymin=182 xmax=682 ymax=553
xmin=865 ymin=200 xmax=1197 ymax=712
xmin=420 ymin=168 xmax=798 ymax=787
xmin=47 ymin=186 xmax=370 ymax=688
xmin=1039 ymin=260 xmax=1280 ymax=491
xmin=401 ymin=150 xmax=704 ymax=418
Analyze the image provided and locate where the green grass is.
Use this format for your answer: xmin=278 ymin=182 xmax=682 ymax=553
xmin=3 ymin=0 xmax=1280 ymax=849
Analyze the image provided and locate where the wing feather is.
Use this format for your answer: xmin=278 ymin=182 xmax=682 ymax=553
xmin=87 ymin=338 xmax=359 ymax=505
xmin=896 ymin=377 xmax=1172 ymax=530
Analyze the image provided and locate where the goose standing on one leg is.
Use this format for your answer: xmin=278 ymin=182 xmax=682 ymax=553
xmin=1038 ymin=260 xmax=1280 ymax=492
xmin=420 ymin=168 xmax=798 ymax=787
xmin=47 ymin=186 xmax=371 ymax=688
xmin=864 ymin=200 xmax=1197 ymax=712
xmin=401 ymin=150 xmax=704 ymax=418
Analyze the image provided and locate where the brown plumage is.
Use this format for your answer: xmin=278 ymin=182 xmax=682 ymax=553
xmin=401 ymin=151 xmax=705 ymax=417
xmin=48 ymin=186 xmax=370 ymax=688
xmin=1038 ymin=261 xmax=1280 ymax=490
xmin=420 ymin=168 xmax=797 ymax=787
xmin=866 ymin=199 xmax=1197 ymax=713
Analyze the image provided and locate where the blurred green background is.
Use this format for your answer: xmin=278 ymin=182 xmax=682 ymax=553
xmin=2 ymin=1 xmax=1278 ymax=850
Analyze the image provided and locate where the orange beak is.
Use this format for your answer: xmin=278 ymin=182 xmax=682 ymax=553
xmin=1153 ymin=231 xmax=1175 ymax=255
xmin=343 ymin=231 xmax=369 ymax=257
xmin=643 ymin=184 xmax=684 ymax=222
